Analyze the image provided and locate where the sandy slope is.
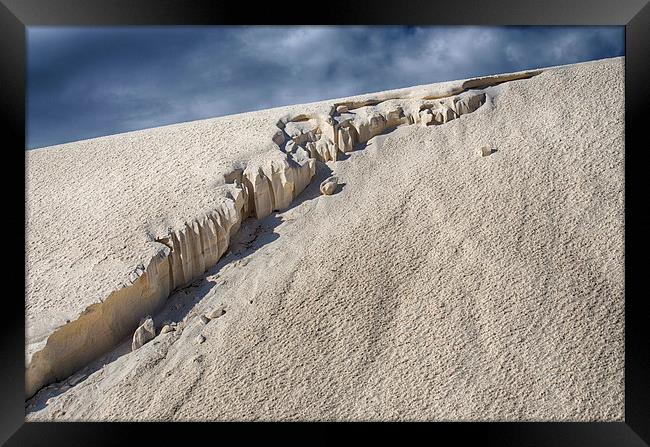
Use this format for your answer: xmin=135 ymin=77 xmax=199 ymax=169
xmin=25 ymin=57 xmax=624 ymax=420
xmin=24 ymin=70 xmax=503 ymax=368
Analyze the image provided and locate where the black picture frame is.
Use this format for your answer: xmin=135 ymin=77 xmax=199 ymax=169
xmin=2 ymin=1 xmax=648 ymax=445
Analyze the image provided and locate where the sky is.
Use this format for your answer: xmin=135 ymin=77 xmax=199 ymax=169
xmin=26 ymin=26 xmax=624 ymax=149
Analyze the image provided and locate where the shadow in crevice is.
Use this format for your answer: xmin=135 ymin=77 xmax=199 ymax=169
xmin=334 ymin=182 xmax=347 ymax=194
xmin=352 ymin=126 xmax=399 ymax=153
xmin=281 ymin=160 xmax=335 ymax=211
xmin=26 ymin=335 xmax=133 ymax=413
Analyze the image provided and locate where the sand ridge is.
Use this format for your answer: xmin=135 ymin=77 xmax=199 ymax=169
xmin=26 ymin=57 xmax=623 ymax=420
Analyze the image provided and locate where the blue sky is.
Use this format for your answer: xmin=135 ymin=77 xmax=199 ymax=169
xmin=26 ymin=26 xmax=624 ymax=149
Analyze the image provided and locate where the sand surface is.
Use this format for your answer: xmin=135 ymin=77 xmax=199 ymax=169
xmin=25 ymin=57 xmax=624 ymax=420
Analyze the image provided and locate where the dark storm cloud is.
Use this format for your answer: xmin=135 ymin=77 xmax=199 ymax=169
xmin=27 ymin=26 xmax=624 ymax=149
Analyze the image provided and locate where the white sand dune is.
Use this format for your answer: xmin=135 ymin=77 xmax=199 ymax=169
xmin=25 ymin=57 xmax=624 ymax=420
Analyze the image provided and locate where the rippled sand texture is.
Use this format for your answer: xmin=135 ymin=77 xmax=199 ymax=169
xmin=26 ymin=57 xmax=624 ymax=421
